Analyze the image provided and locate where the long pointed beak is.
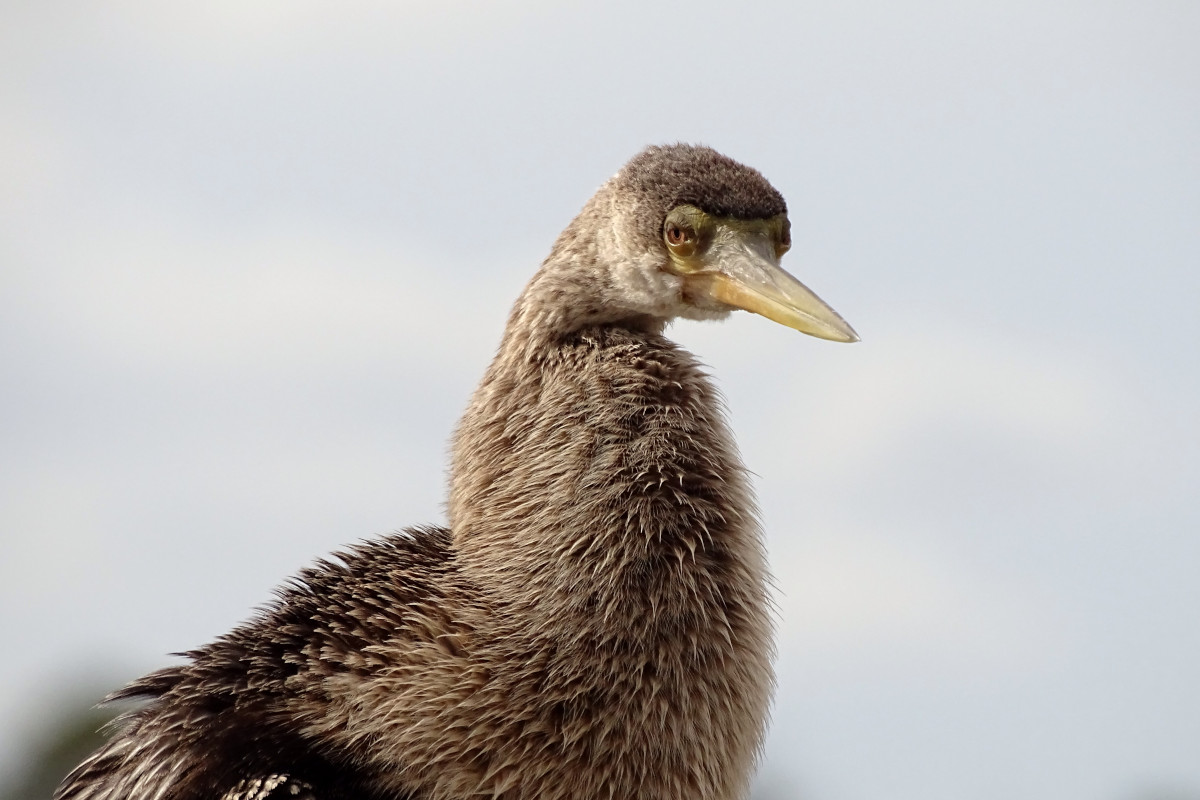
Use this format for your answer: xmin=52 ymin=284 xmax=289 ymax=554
xmin=682 ymin=236 xmax=859 ymax=343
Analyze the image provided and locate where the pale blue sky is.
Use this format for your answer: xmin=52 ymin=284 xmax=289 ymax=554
xmin=2 ymin=2 xmax=1198 ymax=798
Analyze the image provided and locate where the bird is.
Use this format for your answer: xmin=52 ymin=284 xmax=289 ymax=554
xmin=55 ymin=144 xmax=858 ymax=800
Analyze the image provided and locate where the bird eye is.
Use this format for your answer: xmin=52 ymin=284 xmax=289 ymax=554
xmin=665 ymin=223 xmax=693 ymax=248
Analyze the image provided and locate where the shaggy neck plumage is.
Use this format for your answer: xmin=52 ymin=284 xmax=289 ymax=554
xmin=447 ymin=245 xmax=762 ymax=633
xmin=55 ymin=145 xmax=791 ymax=800
xmin=502 ymin=195 xmax=656 ymax=345
xmin=440 ymin=246 xmax=774 ymax=800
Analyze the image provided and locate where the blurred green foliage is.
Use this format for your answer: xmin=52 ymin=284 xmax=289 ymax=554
xmin=0 ymin=697 xmax=120 ymax=800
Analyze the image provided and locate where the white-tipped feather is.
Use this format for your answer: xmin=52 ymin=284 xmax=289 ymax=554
xmin=54 ymin=145 xmax=821 ymax=800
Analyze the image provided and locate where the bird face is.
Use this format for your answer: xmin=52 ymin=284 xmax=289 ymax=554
xmin=661 ymin=204 xmax=859 ymax=343
xmin=529 ymin=145 xmax=859 ymax=342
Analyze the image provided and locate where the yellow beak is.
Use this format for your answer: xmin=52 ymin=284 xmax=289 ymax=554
xmin=682 ymin=232 xmax=859 ymax=343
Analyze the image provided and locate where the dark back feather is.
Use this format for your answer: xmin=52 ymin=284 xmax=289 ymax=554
xmin=56 ymin=146 xmax=782 ymax=800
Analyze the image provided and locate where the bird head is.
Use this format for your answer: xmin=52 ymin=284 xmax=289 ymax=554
xmin=522 ymin=144 xmax=858 ymax=343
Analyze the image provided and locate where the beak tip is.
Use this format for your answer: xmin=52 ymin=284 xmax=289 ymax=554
xmin=817 ymin=318 xmax=859 ymax=344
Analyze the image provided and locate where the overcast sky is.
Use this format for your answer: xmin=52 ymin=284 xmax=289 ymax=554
xmin=2 ymin=2 xmax=1198 ymax=799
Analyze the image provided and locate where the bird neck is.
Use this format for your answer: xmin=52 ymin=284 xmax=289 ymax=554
xmin=447 ymin=315 xmax=765 ymax=630
xmin=494 ymin=188 xmax=680 ymax=356
xmin=500 ymin=274 xmax=667 ymax=360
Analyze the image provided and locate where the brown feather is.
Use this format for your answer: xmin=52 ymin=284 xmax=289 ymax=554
xmin=55 ymin=145 xmax=784 ymax=800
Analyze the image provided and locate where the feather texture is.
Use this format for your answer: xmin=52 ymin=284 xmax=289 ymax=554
xmin=55 ymin=145 xmax=790 ymax=800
